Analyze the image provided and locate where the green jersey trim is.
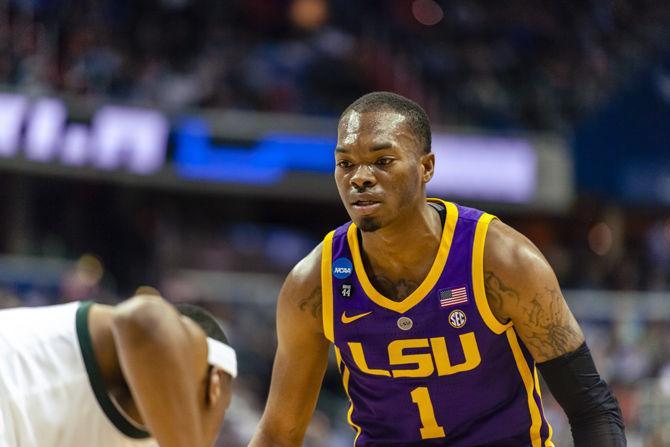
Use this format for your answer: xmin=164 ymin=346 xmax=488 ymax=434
xmin=76 ymin=301 xmax=151 ymax=439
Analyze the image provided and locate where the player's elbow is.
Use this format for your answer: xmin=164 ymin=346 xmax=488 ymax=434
xmin=566 ymin=387 xmax=626 ymax=446
xmin=111 ymin=295 xmax=171 ymax=342
xmin=538 ymin=343 xmax=626 ymax=444
xmin=565 ymin=379 xmax=625 ymax=431
xmin=250 ymin=418 xmax=306 ymax=447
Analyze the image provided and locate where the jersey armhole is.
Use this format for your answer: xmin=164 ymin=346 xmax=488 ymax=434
xmin=472 ymin=213 xmax=514 ymax=335
xmin=75 ymin=302 xmax=152 ymax=439
xmin=321 ymin=230 xmax=336 ymax=342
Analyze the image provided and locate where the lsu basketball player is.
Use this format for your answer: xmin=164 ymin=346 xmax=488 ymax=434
xmin=249 ymin=92 xmax=626 ymax=446
xmin=0 ymin=293 xmax=236 ymax=447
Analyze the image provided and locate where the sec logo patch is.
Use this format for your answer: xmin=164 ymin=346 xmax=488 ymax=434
xmin=448 ymin=309 xmax=467 ymax=329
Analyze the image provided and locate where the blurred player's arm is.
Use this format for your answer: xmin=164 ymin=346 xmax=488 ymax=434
xmin=111 ymin=294 xmax=211 ymax=447
xmin=483 ymin=219 xmax=625 ymax=446
xmin=248 ymin=244 xmax=331 ymax=447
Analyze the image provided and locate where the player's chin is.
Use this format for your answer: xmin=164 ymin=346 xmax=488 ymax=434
xmin=356 ymin=216 xmax=383 ymax=232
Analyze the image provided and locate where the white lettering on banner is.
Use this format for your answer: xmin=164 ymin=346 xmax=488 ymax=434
xmin=61 ymin=124 xmax=89 ymax=166
xmin=0 ymin=93 xmax=29 ymax=157
xmin=25 ymin=98 xmax=67 ymax=162
xmin=0 ymin=93 xmax=169 ymax=174
xmin=90 ymin=106 xmax=169 ymax=174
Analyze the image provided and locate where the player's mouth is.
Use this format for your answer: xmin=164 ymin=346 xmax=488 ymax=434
xmin=351 ymin=200 xmax=382 ymax=215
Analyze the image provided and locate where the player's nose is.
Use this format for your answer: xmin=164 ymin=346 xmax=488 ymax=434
xmin=350 ymin=164 xmax=376 ymax=191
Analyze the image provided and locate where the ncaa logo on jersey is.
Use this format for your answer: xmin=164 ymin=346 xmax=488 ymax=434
xmin=333 ymin=258 xmax=353 ymax=279
xmin=448 ymin=309 xmax=467 ymax=329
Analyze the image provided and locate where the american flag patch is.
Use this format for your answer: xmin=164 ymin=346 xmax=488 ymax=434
xmin=439 ymin=286 xmax=468 ymax=307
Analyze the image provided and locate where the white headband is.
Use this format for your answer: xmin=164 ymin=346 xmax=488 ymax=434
xmin=207 ymin=337 xmax=238 ymax=378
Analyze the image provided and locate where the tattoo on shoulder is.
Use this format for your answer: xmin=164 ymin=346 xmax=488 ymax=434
xmin=298 ymin=286 xmax=322 ymax=320
xmin=484 ymin=271 xmax=518 ymax=320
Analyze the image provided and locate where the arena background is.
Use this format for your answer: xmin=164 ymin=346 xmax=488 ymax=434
xmin=1 ymin=0 xmax=669 ymax=445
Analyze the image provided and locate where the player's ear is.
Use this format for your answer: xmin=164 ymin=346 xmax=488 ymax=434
xmin=420 ymin=152 xmax=435 ymax=184
xmin=207 ymin=367 xmax=231 ymax=408
xmin=207 ymin=367 xmax=221 ymax=406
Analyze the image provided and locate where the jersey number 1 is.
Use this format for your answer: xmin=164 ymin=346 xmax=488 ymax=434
xmin=410 ymin=387 xmax=446 ymax=439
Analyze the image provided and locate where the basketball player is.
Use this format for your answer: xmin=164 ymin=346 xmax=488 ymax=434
xmin=249 ymin=92 xmax=626 ymax=446
xmin=0 ymin=293 xmax=237 ymax=447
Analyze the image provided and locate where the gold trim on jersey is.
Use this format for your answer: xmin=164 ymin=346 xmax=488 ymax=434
xmin=321 ymin=231 xmax=336 ymax=342
xmin=506 ymin=328 xmax=545 ymax=447
xmin=347 ymin=199 xmax=458 ymax=314
xmin=334 ymin=345 xmax=344 ymax=372
xmin=472 ymin=213 xmax=514 ymax=334
xmin=534 ymin=365 xmax=555 ymax=446
xmin=335 ymin=346 xmax=363 ymax=446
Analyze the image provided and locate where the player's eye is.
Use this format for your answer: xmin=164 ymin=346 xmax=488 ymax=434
xmin=337 ymin=160 xmax=353 ymax=168
xmin=375 ymin=157 xmax=393 ymax=166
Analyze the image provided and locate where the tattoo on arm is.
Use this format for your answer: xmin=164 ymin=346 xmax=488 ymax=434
xmin=522 ymin=288 xmax=582 ymax=359
xmin=484 ymin=271 xmax=582 ymax=360
xmin=298 ymin=287 xmax=322 ymax=320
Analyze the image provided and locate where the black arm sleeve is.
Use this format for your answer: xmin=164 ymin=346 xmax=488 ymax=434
xmin=537 ymin=342 xmax=626 ymax=447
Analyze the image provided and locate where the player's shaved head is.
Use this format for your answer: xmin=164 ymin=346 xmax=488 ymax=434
xmin=340 ymin=91 xmax=432 ymax=155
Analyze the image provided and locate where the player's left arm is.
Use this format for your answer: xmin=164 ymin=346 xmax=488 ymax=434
xmin=483 ymin=219 xmax=626 ymax=447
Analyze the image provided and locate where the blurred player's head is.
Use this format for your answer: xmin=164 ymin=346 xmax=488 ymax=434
xmin=335 ymin=92 xmax=435 ymax=232
xmin=176 ymin=304 xmax=233 ymax=445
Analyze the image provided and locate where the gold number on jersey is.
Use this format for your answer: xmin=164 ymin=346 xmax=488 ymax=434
xmin=410 ymin=386 xmax=446 ymax=439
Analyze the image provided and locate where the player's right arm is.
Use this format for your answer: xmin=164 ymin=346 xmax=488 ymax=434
xmin=248 ymin=244 xmax=331 ymax=447
xmin=110 ymin=294 xmax=213 ymax=447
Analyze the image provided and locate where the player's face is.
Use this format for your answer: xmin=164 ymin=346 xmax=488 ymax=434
xmin=335 ymin=110 xmax=430 ymax=232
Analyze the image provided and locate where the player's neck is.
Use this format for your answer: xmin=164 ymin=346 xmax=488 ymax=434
xmin=360 ymin=202 xmax=442 ymax=277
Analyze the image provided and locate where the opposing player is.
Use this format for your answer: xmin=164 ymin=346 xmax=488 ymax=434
xmin=0 ymin=293 xmax=237 ymax=447
xmin=249 ymin=92 xmax=625 ymax=446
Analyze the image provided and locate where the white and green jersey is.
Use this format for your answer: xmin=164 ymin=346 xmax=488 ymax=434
xmin=0 ymin=301 xmax=157 ymax=447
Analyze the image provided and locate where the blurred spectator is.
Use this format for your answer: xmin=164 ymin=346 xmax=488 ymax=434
xmin=59 ymin=253 xmax=110 ymax=302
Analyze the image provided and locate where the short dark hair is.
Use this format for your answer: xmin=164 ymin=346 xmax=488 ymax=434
xmin=340 ymin=91 xmax=432 ymax=154
xmin=176 ymin=304 xmax=229 ymax=345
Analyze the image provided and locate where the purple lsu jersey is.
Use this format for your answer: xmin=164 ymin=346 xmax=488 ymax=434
xmin=320 ymin=200 xmax=554 ymax=447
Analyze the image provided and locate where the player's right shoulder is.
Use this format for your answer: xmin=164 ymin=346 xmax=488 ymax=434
xmin=277 ymin=242 xmax=325 ymax=333
xmin=287 ymin=242 xmax=323 ymax=287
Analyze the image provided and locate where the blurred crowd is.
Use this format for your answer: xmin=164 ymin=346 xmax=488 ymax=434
xmin=2 ymin=0 xmax=669 ymax=131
